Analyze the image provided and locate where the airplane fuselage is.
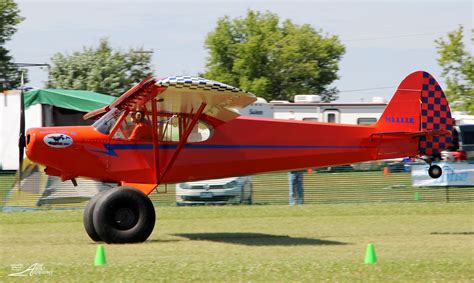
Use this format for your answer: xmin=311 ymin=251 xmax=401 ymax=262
xmin=26 ymin=115 xmax=418 ymax=186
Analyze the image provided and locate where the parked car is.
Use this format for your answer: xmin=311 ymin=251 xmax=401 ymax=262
xmin=442 ymin=124 xmax=474 ymax=161
xmin=176 ymin=176 xmax=253 ymax=205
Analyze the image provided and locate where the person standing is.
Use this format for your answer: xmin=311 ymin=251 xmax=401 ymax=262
xmin=288 ymin=170 xmax=304 ymax=205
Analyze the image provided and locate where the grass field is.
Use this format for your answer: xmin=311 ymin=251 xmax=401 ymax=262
xmin=1 ymin=202 xmax=473 ymax=281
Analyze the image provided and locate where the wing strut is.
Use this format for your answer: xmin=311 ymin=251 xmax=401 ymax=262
xmin=159 ymin=102 xmax=207 ymax=181
xmin=151 ymin=98 xmax=160 ymax=184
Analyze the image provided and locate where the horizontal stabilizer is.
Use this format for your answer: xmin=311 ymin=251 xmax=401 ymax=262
xmin=371 ymin=130 xmax=452 ymax=139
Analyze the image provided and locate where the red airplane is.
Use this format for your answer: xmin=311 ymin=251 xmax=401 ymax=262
xmin=21 ymin=71 xmax=452 ymax=243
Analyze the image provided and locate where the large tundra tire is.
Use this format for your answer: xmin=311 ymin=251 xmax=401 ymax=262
xmin=83 ymin=190 xmax=109 ymax=242
xmin=93 ymin=187 xmax=155 ymax=243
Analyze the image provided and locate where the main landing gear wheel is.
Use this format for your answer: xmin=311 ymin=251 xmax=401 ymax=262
xmin=92 ymin=187 xmax=156 ymax=244
xmin=83 ymin=190 xmax=109 ymax=242
xmin=428 ymin=165 xmax=442 ymax=179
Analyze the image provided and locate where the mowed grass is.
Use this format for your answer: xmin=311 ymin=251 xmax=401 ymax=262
xmin=1 ymin=203 xmax=473 ymax=282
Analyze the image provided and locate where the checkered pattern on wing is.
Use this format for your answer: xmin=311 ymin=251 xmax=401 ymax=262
xmin=157 ymin=76 xmax=243 ymax=93
xmin=419 ymin=72 xmax=453 ymax=155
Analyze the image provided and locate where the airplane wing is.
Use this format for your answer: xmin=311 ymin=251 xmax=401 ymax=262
xmin=83 ymin=76 xmax=256 ymax=122
xmin=83 ymin=76 xmax=156 ymax=120
xmin=155 ymin=76 xmax=256 ymax=122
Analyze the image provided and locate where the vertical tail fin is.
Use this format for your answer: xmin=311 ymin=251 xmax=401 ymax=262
xmin=376 ymin=71 xmax=453 ymax=156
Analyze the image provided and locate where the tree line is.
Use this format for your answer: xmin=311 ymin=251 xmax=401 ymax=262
xmin=1 ymin=0 xmax=472 ymax=113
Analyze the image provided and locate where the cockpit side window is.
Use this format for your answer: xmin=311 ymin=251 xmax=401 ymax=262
xmin=157 ymin=115 xmax=213 ymax=143
xmin=187 ymin=121 xmax=212 ymax=142
xmin=94 ymin=106 xmax=214 ymax=143
xmin=113 ymin=110 xmax=153 ymax=141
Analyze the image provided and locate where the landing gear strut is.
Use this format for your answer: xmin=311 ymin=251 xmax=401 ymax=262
xmin=83 ymin=187 xmax=156 ymax=243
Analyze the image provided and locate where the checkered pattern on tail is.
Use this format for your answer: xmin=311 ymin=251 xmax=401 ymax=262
xmin=419 ymin=72 xmax=453 ymax=155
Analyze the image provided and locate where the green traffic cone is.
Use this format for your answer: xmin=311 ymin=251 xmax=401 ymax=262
xmin=94 ymin=244 xmax=107 ymax=266
xmin=364 ymin=243 xmax=377 ymax=264
xmin=415 ymin=192 xmax=420 ymax=201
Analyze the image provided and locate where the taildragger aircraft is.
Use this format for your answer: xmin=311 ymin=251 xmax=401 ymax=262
xmin=21 ymin=71 xmax=453 ymax=243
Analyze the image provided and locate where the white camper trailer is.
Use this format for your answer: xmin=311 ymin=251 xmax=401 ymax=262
xmin=239 ymin=96 xmax=387 ymax=125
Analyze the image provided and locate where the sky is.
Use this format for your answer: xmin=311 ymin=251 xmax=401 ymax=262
xmin=6 ymin=0 xmax=473 ymax=102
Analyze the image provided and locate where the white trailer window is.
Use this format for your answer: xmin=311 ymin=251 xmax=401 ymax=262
xmin=357 ymin=117 xmax=377 ymax=125
xmin=327 ymin=114 xmax=336 ymax=123
xmin=323 ymin=110 xmax=340 ymax=123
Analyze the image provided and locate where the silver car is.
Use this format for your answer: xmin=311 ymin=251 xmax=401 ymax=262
xmin=176 ymin=176 xmax=253 ymax=205
xmin=442 ymin=125 xmax=474 ymax=161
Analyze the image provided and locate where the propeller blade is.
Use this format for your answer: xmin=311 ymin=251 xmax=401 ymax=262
xmin=18 ymin=71 xmax=26 ymax=190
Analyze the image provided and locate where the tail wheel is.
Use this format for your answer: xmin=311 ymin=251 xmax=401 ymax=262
xmin=428 ymin=165 xmax=442 ymax=179
xmin=83 ymin=189 xmax=109 ymax=242
xmin=93 ymin=187 xmax=156 ymax=244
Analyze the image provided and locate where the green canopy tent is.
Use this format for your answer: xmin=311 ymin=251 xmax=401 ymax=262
xmin=23 ymin=89 xmax=116 ymax=126
xmin=3 ymin=89 xmax=117 ymax=210
xmin=25 ymin=89 xmax=115 ymax=112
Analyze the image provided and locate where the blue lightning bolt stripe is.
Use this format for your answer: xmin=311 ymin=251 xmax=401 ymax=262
xmin=92 ymin=144 xmax=152 ymax=157
xmin=92 ymin=143 xmax=375 ymax=157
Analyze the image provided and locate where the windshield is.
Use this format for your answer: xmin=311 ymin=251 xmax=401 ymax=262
xmin=92 ymin=108 xmax=124 ymax=135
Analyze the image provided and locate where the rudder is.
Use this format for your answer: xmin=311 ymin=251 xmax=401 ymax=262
xmin=376 ymin=71 xmax=453 ymax=157
xmin=419 ymin=71 xmax=453 ymax=156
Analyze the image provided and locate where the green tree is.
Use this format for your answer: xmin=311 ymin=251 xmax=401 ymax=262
xmin=0 ymin=0 xmax=26 ymax=91
xmin=203 ymin=10 xmax=345 ymax=102
xmin=435 ymin=26 xmax=473 ymax=114
xmin=47 ymin=39 xmax=154 ymax=96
